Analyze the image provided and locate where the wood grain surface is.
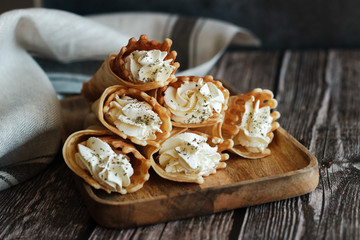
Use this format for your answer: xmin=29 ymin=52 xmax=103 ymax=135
xmin=0 ymin=49 xmax=359 ymax=239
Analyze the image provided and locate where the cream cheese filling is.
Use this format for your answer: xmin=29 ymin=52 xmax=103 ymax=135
xmin=235 ymin=97 xmax=273 ymax=152
xmin=107 ymin=95 xmax=162 ymax=140
xmin=125 ymin=50 xmax=175 ymax=83
xmin=75 ymin=137 xmax=133 ymax=193
xmin=159 ymin=132 xmax=221 ymax=176
xmin=163 ymin=78 xmax=225 ymax=123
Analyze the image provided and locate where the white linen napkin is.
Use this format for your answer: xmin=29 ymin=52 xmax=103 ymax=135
xmin=0 ymin=8 xmax=259 ymax=191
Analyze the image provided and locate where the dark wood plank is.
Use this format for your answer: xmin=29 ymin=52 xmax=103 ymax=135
xmin=87 ymin=51 xmax=281 ymax=239
xmin=314 ymin=50 xmax=360 ymax=239
xmin=89 ymin=208 xmax=234 ymax=240
xmin=89 ymin=224 xmax=164 ymax=240
xmin=210 ymin=50 xmax=281 ymax=93
xmin=0 ymin=155 xmax=95 ymax=239
xmin=160 ymin=212 xmax=234 ymax=239
xmin=237 ymin=50 xmax=360 ymax=239
xmin=237 ymin=50 xmax=328 ymax=239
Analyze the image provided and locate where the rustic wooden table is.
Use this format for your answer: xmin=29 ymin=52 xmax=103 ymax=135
xmin=1 ymin=49 xmax=359 ymax=239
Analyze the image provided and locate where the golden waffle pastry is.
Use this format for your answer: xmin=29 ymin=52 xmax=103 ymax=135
xmin=222 ymin=88 xmax=280 ymax=159
xmin=62 ymin=128 xmax=151 ymax=194
xmin=156 ymin=75 xmax=230 ymax=128
xmin=143 ymin=128 xmax=233 ymax=184
xmin=82 ymin=35 xmax=180 ymax=101
xmin=91 ymin=85 xmax=172 ymax=148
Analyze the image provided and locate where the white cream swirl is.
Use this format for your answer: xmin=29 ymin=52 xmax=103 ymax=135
xmin=159 ymin=132 xmax=221 ymax=176
xmin=163 ymin=78 xmax=225 ymax=123
xmin=235 ymin=97 xmax=273 ymax=152
xmin=125 ymin=50 xmax=175 ymax=83
xmin=107 ymin=95 xmax=162 ymax=140
xmin=75 ymin=137 xmax=133 ymax=193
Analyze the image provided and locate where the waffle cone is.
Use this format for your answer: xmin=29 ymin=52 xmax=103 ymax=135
xmin=62 ymin=128 xmax=151 ymax=194
xmin=222 ymin=88 xmax=280 ymax=159
xmin=82 ymin=35 xmax=180 ymax=101
xmin=143 ymin=128 xmax=231 ymax=184
xmin=156 ymin=75 xmax=230 ymax=128
xmin=92 ymin=85 xmax=172 ymax=148
xmin=81 ymin=54 xmax=121 ymax=101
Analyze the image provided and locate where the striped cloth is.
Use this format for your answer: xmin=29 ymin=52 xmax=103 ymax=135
xmin=0 ymin=9 xmax=259 ymax=191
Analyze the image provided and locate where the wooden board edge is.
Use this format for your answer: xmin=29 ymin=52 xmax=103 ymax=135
xmin=81 ymin=128 xmax=319 ymax=205
xmin=72 ymin=127 xmax=320 ymax=228
xmin=75 ymin=162 xmax=319 ymax=228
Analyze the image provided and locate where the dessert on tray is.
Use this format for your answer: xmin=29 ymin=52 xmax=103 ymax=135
xmin=91 ymin=85 xmax=172 ymax=148
xmin=156 ymin=75 xmax=230 ymax=128
xmin=222 ymin=88 xmax=280 ymax=158
xmin=143 ymin=128 xmax=232 ymax=184
xmin=63 ymin=128 xmax=151 ymax=194
xmin=82 ymin=34 xmax=180 ymax=101
xmin=63 ymin=35 xmax=281 ymax=194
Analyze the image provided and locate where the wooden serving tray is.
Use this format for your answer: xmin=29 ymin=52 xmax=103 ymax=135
xmin=74 ymin=127 xmax=319 ymax=228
